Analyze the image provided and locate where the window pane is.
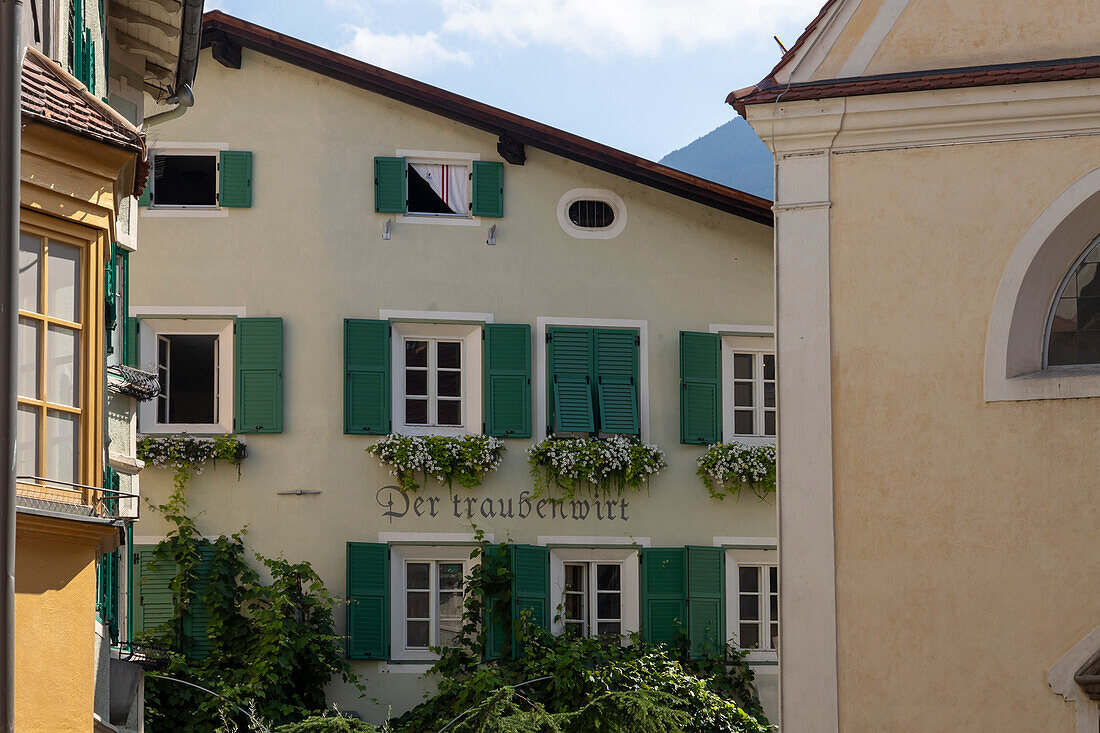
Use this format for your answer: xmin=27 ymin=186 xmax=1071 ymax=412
xmin=764 ymin=383 xmax=776 ymax=408
xmin=437 ymin=400 xmax=461 ymax=426
xmin=734 ymin=410 xmax=754 ymax=435
xmin=437 ymin=371 xmax=461 ymax=398
xmin=564 ymin=564 xmax=585 ymax=592
xmin=596 ymin=593 xmax=620 ymax=620
xmin=439 ymin=563 xmax=463 ymax=590
xmin=406 ymin=591 xmax=429 ymax=619
xmin=18 ymin=233 xmax=40 ymax=313
xmin=47 ymin=241 xmax=81 ymax=323
xmin=405 ymin=369 xmax=427 ymax=396
xmin=437 ymin=342 xmax=461 ymax=369
xmin=770 ymin=593 xmax=779 ymax=618
xmin=740 ymin=623 xmax=760 ymax=649
xmin=405 ymin=340 xmax=427 ymax=367
xmin=406 ymin=562 xmax=430 ymax=589
xmin=596 ymin=564 xmax=620 ymax=591
xmin=153 ymin=154 xmax=217 ymax=206
xmin=47 ymin=326 xmax=79 ymax=407
xmin=763 ymin=354 xmax=775 ymax=380
xmin=406 ymin=399 xmax=428 ymax=425
xmin=1078 ymin=262 xmax=1100 ymax=296
xmin=407 ymin=620 xmax=429 ymax=647
xmin=1077 ymin=298 xmax=1100 ymax=331
xmin=166 ymin=335 xmax=216 ymax=424
xmin=739 ymin=567 xmax=759 ymax=593
xmin=764 ymin=411 xmax=776 ymax=436
xmin=1079 ymin=333 xmax=1100 ymax=364
xmin=439 ymin=591 xmax=463 ymax=618
xmin=564 ymin=593 xmax=585 ymax=620
xmin=1047 ymin=332 xmax=1076 ymax=366
xmin=597 ymin=622 xmax=621 ymax=637
xmin=18 ymin=318 xmax=40 ymax=399
xmin=563 ymin=622 xmax=583 ymax=638
xmin=733 ymin=353 xmax=753 ymax=379
xmin=16 ymin=406 xmax=38 ymax=477
xmin=44 ymin=409 xmax=77 ymax=483
xmin=733 ymin=383 xmax=754 ymax=407
xmin=1051 ymin=298 xmax=1077 ymax=331
xmin=439 ymin=619 xmax=462 ymax=647
xmin=769 ymin=566 xmax=778 ymax=589
xmin=740 ymin=595 xmax=760 ymax=621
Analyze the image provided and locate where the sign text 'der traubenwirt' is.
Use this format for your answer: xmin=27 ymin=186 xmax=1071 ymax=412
xmin=376 ymin=486 xmax=631 ymax=524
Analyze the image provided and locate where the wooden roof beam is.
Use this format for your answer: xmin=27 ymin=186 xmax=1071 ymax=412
xmin=113 ymin=5 xmax=179 ymax=38
xmin=117 ymin=30 xmax=177 ymax=68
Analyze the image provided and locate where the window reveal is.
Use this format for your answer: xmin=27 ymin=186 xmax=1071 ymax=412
xmin=405 ymin=560 xmax=464 ymax=649
xmin=738 ymin=564 xmax=778 ymax=651
xmin=404 ymin=338 xmax=463 ymax=427
xmin=407 ymin=163 xmax=468 ymax=216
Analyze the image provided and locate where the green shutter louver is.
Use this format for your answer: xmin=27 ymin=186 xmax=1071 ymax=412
xmin=374 ymin=157 xmax=406 ymax=213
xmin=219 ymin=151 xmax=253 ymax=208
xmin=595 ymin=329 xmax=639 ymax=435
xmin=132 ymin=546 xmax=177 ymax=636
xmin=641 ymin=547 xmax=686 ymax=648
xmin=686 ymin=546 xmax=724 ymax=659
xmin=511 ymin=544 xmax=549 ymax=657
xmin=680 ymin=331 xmax=721 ymax=445
xmin=471 ymin=160 xmax=504 ymax=218
xmin=344 ymin=319 xmax=390 ymax=435
xmin=482 ymin=544 xmax=509 ymax=660
xmin=548 ymin=328 xmax=595 ymax=434
xmin=137 ymin=179 xmax=151 ymax=207
xmin=346 ymin=542 xmax=389 ymax=660
xmin=484 ymin=323 xmax=530 ymax=438
xmin=235 ymin=317 xmax=283 ymax=433
xmin=124 ymin=317 xmax=138 ymax=367
xmin=187 ymin=545 xmax=217 ymax=659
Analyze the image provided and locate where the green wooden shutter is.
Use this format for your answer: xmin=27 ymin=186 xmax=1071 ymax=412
xmin=680 ymin=331 xmax=721 ymax=445
xmin=219 ymin=151 xmax=253 ymax=208
xmin=641 ymin=547 xmax=686 ymax=648
xmin=346 ymin=542 xmax=389 ymax=659
xmin=124 ymin=317 xmax=138 ymax=367
xmin=471 ymin=160 xmax=504 ymax=218
xmin=132 ymin=545 xmax=177 ymax=636
xmin=686 ymin=546 xmax=724 ymax=659
xmin=374 ymin=157 xmax=406 ymax=213
xmin=344 ymin=319 xmax=390 ymax=435
xmin=137 ymin=158 xmax=152 ymax=207
xmin=482 ymin=544 xmax=509 ymax=661
xmin=235 ymin=317 xmax=283 ymax=433
xmin=548 ymin=327 xmax=595 ymax=434
xmin=595 ymin=329 xmax=639 ymax=435
xmin=186 ymin=545 xmax=217 ymax=660
xmin=511 ymin=544 xmax=549 ymax=658
xmin=483 ymin=323 xmax=530 ymax=438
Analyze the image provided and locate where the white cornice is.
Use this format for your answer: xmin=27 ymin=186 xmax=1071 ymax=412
xmin=745 ymin=78 xmax=1100 ymax=155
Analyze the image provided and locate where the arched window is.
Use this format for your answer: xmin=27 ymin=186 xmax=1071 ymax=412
xmin=1046 ymin=234 xmax=1100 ymax=366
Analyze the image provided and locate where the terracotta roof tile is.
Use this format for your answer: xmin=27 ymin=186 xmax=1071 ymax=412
xmin=730 ymin=55 xmax=1100 ymax=113
xmin=21 ymin=46 xmax=144 ymax=153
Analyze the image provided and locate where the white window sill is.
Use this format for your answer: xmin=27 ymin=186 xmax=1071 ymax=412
xmin=142 ymin=424 xmax=234 ymax=436
xmin=393 ymin=425 xmax=474 ymax=437
xmin=727 ymin=435 xmax=776 ymax=447
xmin=986 ymin=365 xmax=1100 ymax=401
xmin=396 ymin=214 xmax=481 ymax=227
xmin=743 ymin=650 xmax=778 ymax=664
xmin=141 ymin=207 xmax=228 ymax=218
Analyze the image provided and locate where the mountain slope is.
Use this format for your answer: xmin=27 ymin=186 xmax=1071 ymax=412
xmin=659 ymin=117 xmax=773 ymax=199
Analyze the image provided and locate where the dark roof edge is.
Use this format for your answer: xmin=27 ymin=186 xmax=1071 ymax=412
xmin=730 ymin=54 xmax=1100 ymax=115
xmin=201 ymin=11 xmax=773 ymax=226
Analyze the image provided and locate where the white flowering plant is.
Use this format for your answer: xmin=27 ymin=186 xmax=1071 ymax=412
xmin=526 ymin=435 xmax=667 ymax=499
xmin=696 ymin=442 xmax=776 ymax=500
xmin=366 ymin=433 xmax=505 ymax=492
xmin=136 ymin=433 xmax=247 ymax=493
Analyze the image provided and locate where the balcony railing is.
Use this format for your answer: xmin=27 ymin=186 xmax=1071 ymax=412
xmin=15 ymin=475 xmax=140 ymax=521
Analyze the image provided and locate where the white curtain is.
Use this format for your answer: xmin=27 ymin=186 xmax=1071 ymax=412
xmin=410 ymin=163 xmax=468 ymax=215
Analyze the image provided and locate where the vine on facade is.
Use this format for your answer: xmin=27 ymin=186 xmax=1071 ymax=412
xmin=526 ymin=435 xmax=667 ymax=499
xmin=365 ymin=433 xmax=504 ymax=492
xmin=137 ymin=433 xmax=247 ymax=493
xmin=696 ymin=442 xmax=776 ymax=500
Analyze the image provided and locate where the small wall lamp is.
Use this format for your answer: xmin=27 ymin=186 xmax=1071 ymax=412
xmin=486 ymin=224 xmax=497 ymax=246
xmin=382 ymin=218 xmax=393 ymax=240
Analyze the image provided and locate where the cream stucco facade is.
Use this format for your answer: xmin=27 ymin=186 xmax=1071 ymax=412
xmin=131 ymin=36 xmax=778 ymax=723
xmin=741 ymin=1 xmax=1100 ymax=731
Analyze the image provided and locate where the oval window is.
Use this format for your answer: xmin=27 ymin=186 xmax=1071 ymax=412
xmin=568 ymin=199 xmax=615 ymax=229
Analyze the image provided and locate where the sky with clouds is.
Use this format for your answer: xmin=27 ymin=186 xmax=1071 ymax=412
xmin=203 ymin=0 xmax=822 ymax=160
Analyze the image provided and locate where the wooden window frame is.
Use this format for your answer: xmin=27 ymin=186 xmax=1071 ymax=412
xmin=138 ymin=318 xmax=234 ymax=434
xmin=562 ymin=560 xmax=624 ymax=639
xmin=549 ymin=546 xmax=639 ymax=640
xmin=726 ymin=548 xmax=779 ymax=663
xmin=16 ymin=211 xmax=104 ymax=493
xmin=388 ymin=544 xmax=476 ymax=662
xmin=721 ymin=335 xmax=776 ymax=445
xmin=390 ymin=322 xmax=482 ymax=436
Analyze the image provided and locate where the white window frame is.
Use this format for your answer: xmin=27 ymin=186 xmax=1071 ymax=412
xmin=722 ymin=335 xmax=776 ymax=446
xmin=141 ymin=143 xmax=230 ymax=218
xmin=390 ymin=322 xmax=482 ymax=436
xmin=725 ymin=548 xmax=778 ymax=663
xmin=395 ymin=149 xmax=482 ymax=227
xmin=138 ymin=318 xmax=234 ymax=434
xmin=535 ymin=317 xmax=650 ymax=442
xmin=389 ymin=544 xmax=476 ymax=662
xmin=556 ymin=188 xmax=628 ymax=240
xmin=549 ymin=547 xmax=639 ymax=641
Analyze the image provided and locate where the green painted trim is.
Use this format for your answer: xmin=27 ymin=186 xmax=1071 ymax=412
xmin=126 ymin=523 xmax=133 ymax=642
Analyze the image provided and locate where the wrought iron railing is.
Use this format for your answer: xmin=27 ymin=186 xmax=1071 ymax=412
xmin=15 ymin=475 xmax=139 ymax=520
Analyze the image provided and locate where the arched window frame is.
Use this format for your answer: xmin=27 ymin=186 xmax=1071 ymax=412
xmin=1042 ymin=232 xmax=1100 ymax=368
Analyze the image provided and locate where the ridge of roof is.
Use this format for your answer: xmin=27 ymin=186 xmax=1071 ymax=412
xmin=200 ymin=11 xmax=773 ymax=226
xmin=729 ymin=54 xmax=1100 ymax=113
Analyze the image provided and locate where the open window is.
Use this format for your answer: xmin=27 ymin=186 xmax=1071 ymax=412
xmin=140 ymin=149 xmax=253 ymax=210
xmin=139 ymin=319 xmax=234 ymax=433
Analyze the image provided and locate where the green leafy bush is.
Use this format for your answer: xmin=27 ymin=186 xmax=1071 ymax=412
xmin=273 ymin=714 xmax=380 ymax=732
xmin=366 ymin=433 xmax=505 ymax=492
xmin=695 ymin=442 xmax=776 ymax=500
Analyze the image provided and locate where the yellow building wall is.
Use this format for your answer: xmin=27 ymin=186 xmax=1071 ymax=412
xmin=15 ymin=518 xmax=100 ymax=733
xmin=827 ymin=134 xmax=1100 ymax=730
xmin=866 ymin=0 xmax=1100 ymax=75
